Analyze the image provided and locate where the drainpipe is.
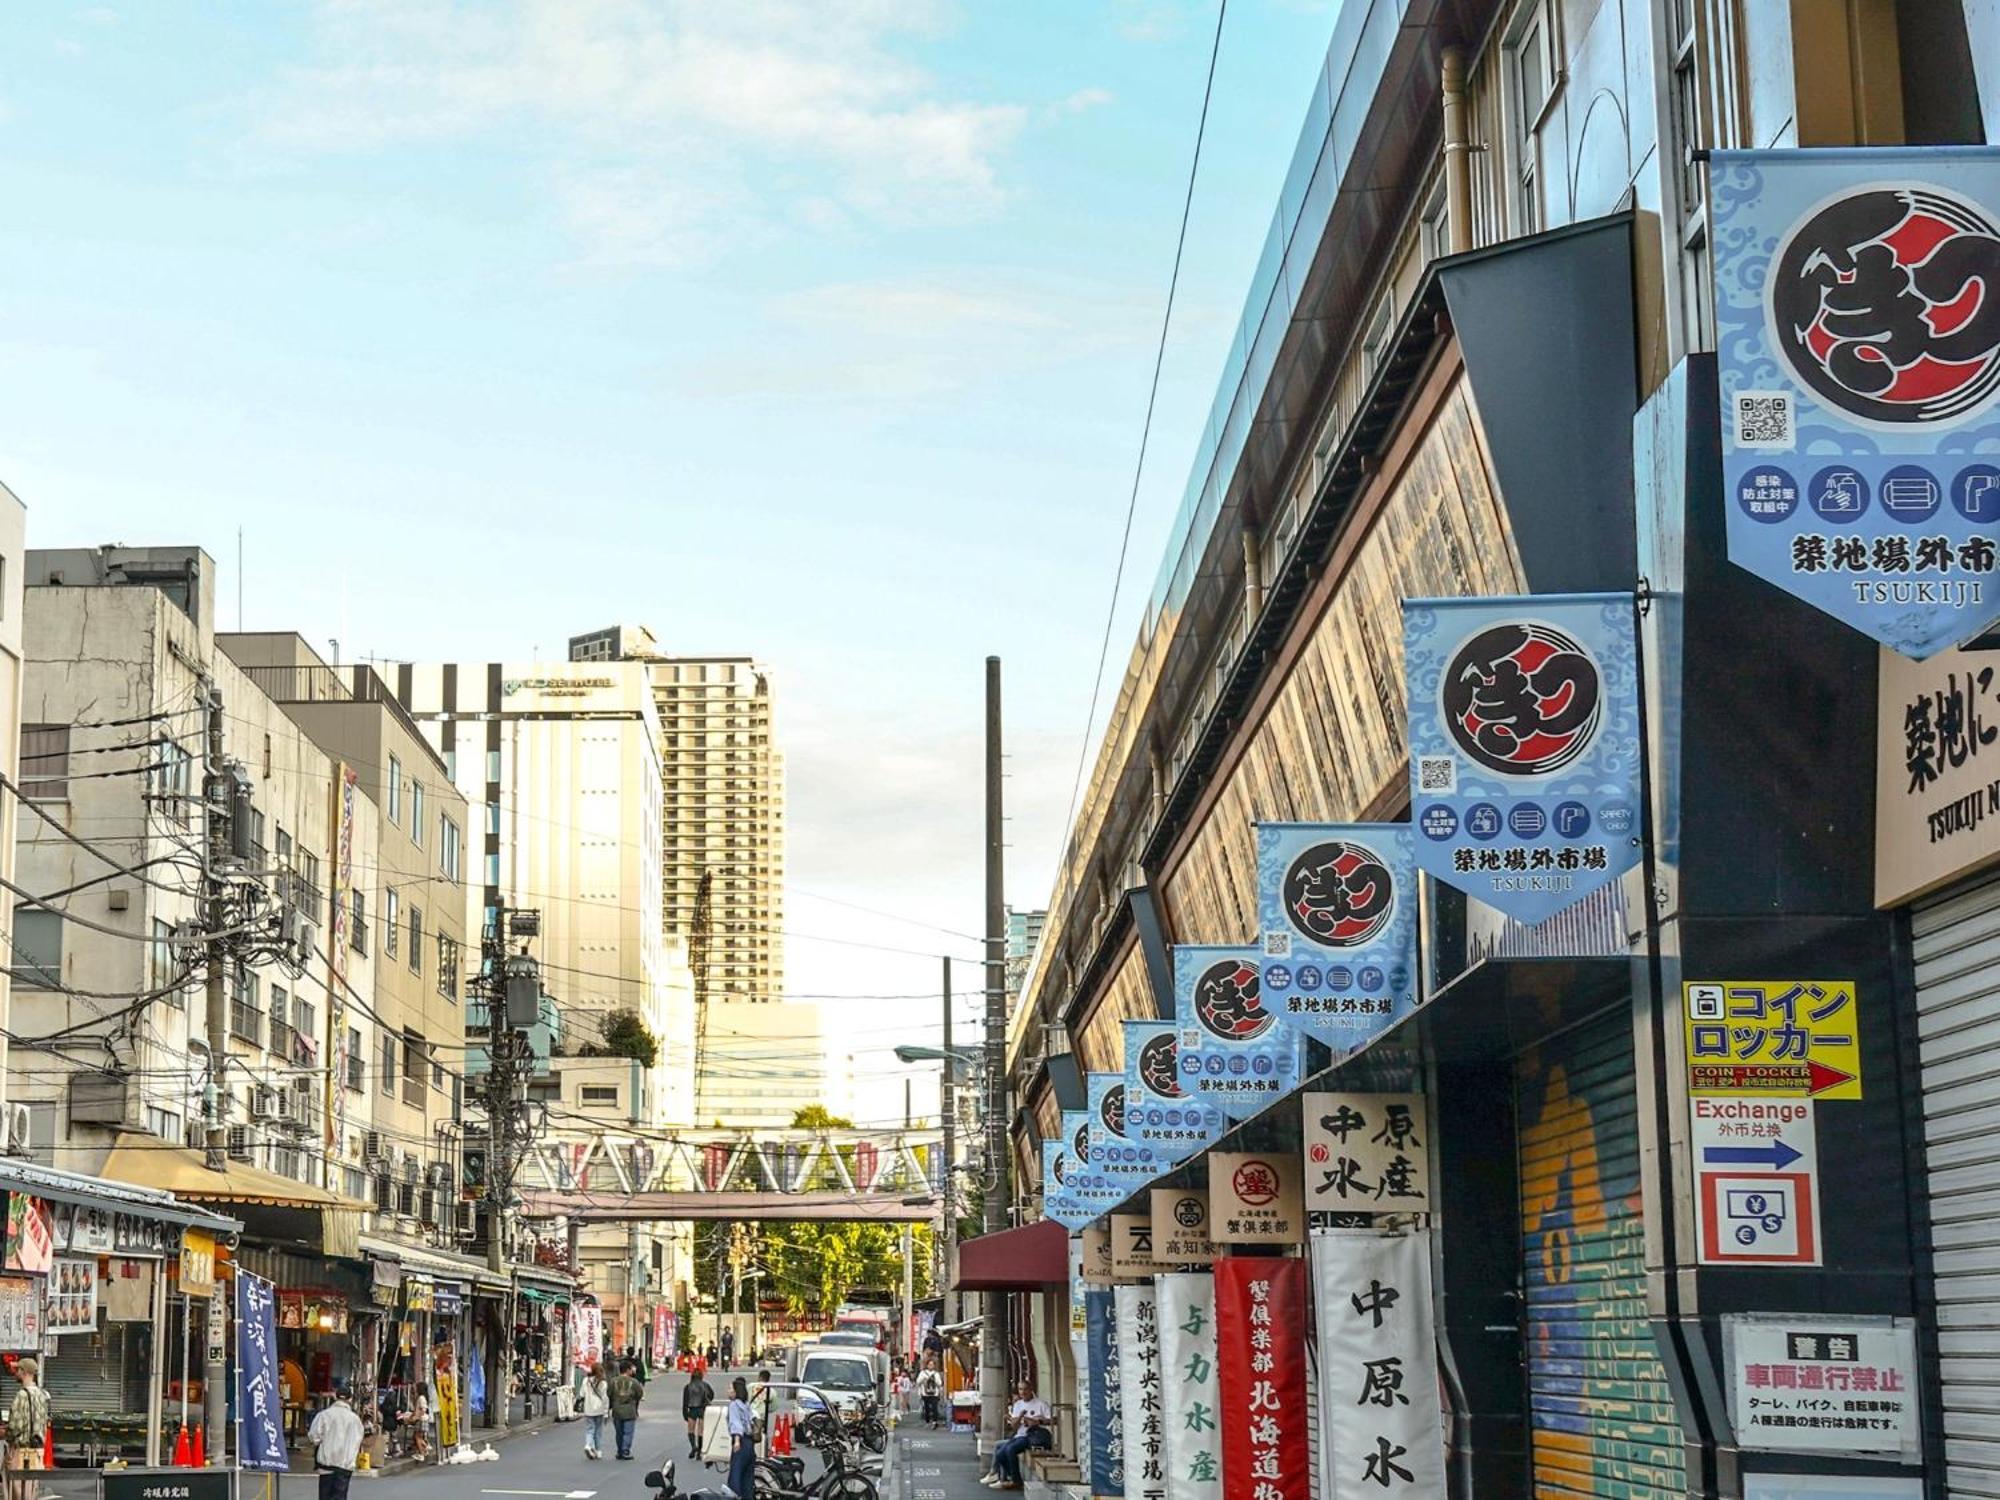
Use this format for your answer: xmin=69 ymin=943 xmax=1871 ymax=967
xmin=1442 ymin=47 xmax=1475 ymax=255
xmin=1241 ymin=524 xmax=1265 ymax=619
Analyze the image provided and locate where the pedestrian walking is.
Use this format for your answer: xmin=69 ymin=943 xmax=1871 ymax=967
xmin=719 ymin=1328 xmax=734 ymax=1368
xmin=307 ymin=1385 xmax=364 ymax=1500
xmin=608 ymin=1360 xmax=645 ymax=1460
xmin=916 ymin=1360 xmax=943 ymax=1429
xmin=724 ymin=1376 xmax=756 ymax=1499
xmin=681 ymin=1365 xmax=714 ymax=1461
xmin=579 ymin=1364 xmax=609 ymax=1460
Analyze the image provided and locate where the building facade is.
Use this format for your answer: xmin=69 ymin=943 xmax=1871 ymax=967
xmin=695 ymin=998 xmax=843 ymax=1128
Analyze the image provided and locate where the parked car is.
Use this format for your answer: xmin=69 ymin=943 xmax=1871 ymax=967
xmin=790 ymin=1344 xmax=885 ymax=1412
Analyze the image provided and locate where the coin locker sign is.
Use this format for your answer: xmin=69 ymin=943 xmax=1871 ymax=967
xmin=1685 ymin=981 xmax=1862 ymax=1098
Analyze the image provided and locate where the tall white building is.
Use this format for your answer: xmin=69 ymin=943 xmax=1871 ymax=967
xmin=695 ymin=999 xmax=844 ymax=1128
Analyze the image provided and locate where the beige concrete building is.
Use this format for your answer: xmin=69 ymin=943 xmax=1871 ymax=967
xmin=695 ymin=998 xmax=843 ymax=1128
xmin=0 ymin=487 xmax=25 ymax=1120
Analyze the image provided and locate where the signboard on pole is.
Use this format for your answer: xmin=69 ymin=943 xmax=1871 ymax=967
xmin=1685 ymin=981 xmax=1862 ymax=1098
xmin=1123 ymin=1020 xmax=1227 ymax=1160
xmin=1255 ymin=823 xmax=1417 ymax=1056
xmin=1692 ymin=1097 xmax=1822 ymax=1266
xmin=1710 ymin=147 xmax=2000 ymax=659
xmin=1172 ymin=946 xmax=1306 ymax=1120
xmin=1115 ymin=1283 xmax=1164 ymax=1500
xmin=1156 ymin=1272 xmax=1223 ymax=1500
xmin=1210 ymin=1152 xmax=1304 ymax=1245
xmin=1215 ymin=1258 xmax=1309 ymax=1500
xmin=1723 ymin=1316 xmax=1919 ymax=1459
xmin=1085 ymin=1288 xmax=1125 ymax=1497
xmin=236 ymin=1269 xmax=288 ymax=1472
xmin=1110 ymin=1213 xmax=1162 ymax=1281
xmin=1149 ymin=1188 xmax=1215 ymax=1267
xmin=1875 ymin=641 xmax=2000 ymax=906
xmin=1405 ymin=593 xmax=1644 ymax=923
xmin=1303 ymin=1092 xmax=1431 ymax=1215
xmin=1310 ymin=1230 xmax=1447 ymax=1498
xmin=1080 ymin=1222 xmax=1116 ymax=1285
xmin=571 ymin=1302 xmax=602 ymax=1369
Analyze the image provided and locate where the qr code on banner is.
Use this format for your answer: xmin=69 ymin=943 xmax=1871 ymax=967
xmin=1735 ymin=390 xmax=1794 ymax=450
xmin=1417 ymin=756 xmax=1456 ymax=795
xmin=1263 ymin=932 xmax=1291 ymax=958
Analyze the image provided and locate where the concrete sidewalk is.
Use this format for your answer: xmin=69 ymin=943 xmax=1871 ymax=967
xmin=882 ymin=1424 xmax=1084 ymax=1500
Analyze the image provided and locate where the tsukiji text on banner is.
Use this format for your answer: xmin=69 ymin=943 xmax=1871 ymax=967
xmin=1044 ymin=1140 xmax=1094 ymax=1231
xmin=1157 ymin=1272 xmax=1223 ymax=1500
xmin=1089 ymin=1072 xmax=1164 ymax=1194
xmin=1116 ymin=1284 xmax=1165 ymax=1500
xmin=1065 ymin=1109 xmax=1127 ymax=1213
xmin=1405 ymin=594 xmax=1643 ymax=924
xmin=1710 ymin=147 xmax=2000 ymax=658
xmin=1123 ymin=1020 xmax=1226 ymax=1160
xmin=1256 ymin=823 xmax=1417 ymax=1056
xmin=1173 ymin=946 xmax=1306 ymax=1120
xmin=1085 ymin=1288 xmax=1124 ymax=1496
xmin=1311 ymin=1230 xmax=1447 ymax=1497
xmin=1215 ymin=1258 xmax=1310 ymax=1500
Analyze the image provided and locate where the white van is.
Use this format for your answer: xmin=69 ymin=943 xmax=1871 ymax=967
xmin=790 ymin=1342 xmax=884 ymax=1413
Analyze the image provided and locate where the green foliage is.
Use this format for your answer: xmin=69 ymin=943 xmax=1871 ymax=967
xmin=790 ymin=1105 xmax=854 ymax=1130
xmin=760 ymin=1220 xmax=933 ymax=1313
xmin=597 ymin=1009 xmax=659 ymax=1067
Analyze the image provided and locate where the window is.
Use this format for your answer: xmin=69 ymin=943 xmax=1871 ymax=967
xmin=350 ymin=888 xmax=368 ymax=954
xmin=247 ymin=808 xmax=268 ymax=866
xmin=1419 ymin=173 xmax=1451 ymax=264
xmin=409 ymin=907 xmax=423 ymax=975
xmin=1359 ymin=292 xmax=1396 ymax=383
xmin=229 ymin=972 xmax=262 ymax=1046
xmin=146 ymin=1106 xmax=180 ymax=1143
xmin=486 ymin=804 xmax=500 ymax=837
xmin=485 ymin=854 xmax=500 ymax=888
xmin=432 ymin=1055 xmax=445 ymax=1090
xmin=385 ymin=889 xmax=400 ymax=958
xmin=150 ymin=919 xmax=178 ymax=999
xmin=437 ymin=934 xmax=459 ymax=1001
xmin=388 ymin=756 xmax=403 ymax=824
xmin=1505 ymin=1 xmax=1556 ymax=236
xmin=441 ymin=818 xmax=462 ymax=881
xmin=155 ymin=740 xmax=193 ymax=825
xmin=268 ymin=986 xmax=293 ymax=1058
xmin=379 ymin=1032 xmax=397 ymax=1095
xmin=300 ymin=851 xmax=323 ymax=915
xmin=579 ymin=1085 xmax=619 ymax=1107
xmin=401 ymin=1033 xmax=427 ymax=1108
xmin=411 ymin=783 xmax=425 ymax=847
xmin=10 ymin=910 xmax=61 ymax=988
xmin=275 ymin=826 xmax=293 ymax=870
xmin=20 ymin=725 xmax=71 ymax=800
xmin=1665 ymin=0 xmax=1713 ymax=354
xmin=345 ymin=1028 xmax=364 ymax=1092
xmin=294 ymin=996 xmax=318 ymax=1055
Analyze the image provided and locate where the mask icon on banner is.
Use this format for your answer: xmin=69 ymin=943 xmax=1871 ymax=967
xmin=1770 ymin=186 xmax=2000 ymax=426
xmin=1442 ymin=623 xmax=1602 ymax=776
xmin=1283 ymin=839 xmax=1394 ymax=946
xmin=1138 ymin=1032 xmax=1184 ymax=1098
xmin=1194 ymin=958 xmax=1273 ymax=1041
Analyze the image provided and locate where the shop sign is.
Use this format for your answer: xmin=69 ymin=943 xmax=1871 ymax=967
xmin=0 ymin=1275 xmax=42 ymax=1351
xmin=50 ymin=1203 xmax=113 ymax=1256
xmin=1255 ymin=822 xmax=1417 ymax=1055
xmin=1115 ymin=1283 xmax=1164 ymax=1500
xmin=1122 ymin=1020 xmax=1226 ymax=1161
xmin=1723 ymin=1316 xmax=1919 ymax=1459
xmin=1209 ymin=1152 xmax=1304 ymax=1245
xmin=110 ymin=1214 xmax=176 ymax=1258
xmin=434 ymin=1281 xmax=464 ymax=1316
xmin=1693 ymin=1098 xmax=1822 ymax=1266
xmin=1109 ymin=1213 xmax=1161 ymax=1280
xmin=1068 ymin=1234 xmax=1088 ymax=1338
xmin=1080 ymin=1221 xmax=1116 ymax=1285
xmin=235 ymin=1269 xmax=288 ymax=1472
xmin=48 ymin=1256 xmax=98 ymax=1335
xmin=3 ymin=1196 xmax=52 ymax=1276
xmin=1089 ymin=1073 xmax=1165 ymax=1194
xmin=1215 ymin=1257 xmax=1309 ymax=1500
xmin=1149 ymin=1188 xmax=1214 ymax=1267
xmin=1709 ymin=147 xmax=2000 ymax=660
xmin=1172 ymin=946 xmax=1306 ymax=1120
xmin=652 ymin=1306 xmax=674 ymax=1367
xmin=571 ymin=1301 xmax=602 ymax=1368
xmin=206 ymin=1290 xmax=225 ymax=1364
xmin=104 ymin=1473 xmax=234 ymax=1500
xmin=1405 ymin=593 xmax=1643 ymax=924
xmin=1084 ymin=1288 xmax=1123 ymax=1496
xmin=1156 ymin=1272 xmax=1223 ymax=1500
xmin=405 ymin=1276 xmax=435 ymax=1312
xmin=1310 ymin=1229 xmax=1447 ymax=1496
xmin=179 ymin=1231 xmax=217 ymax=1297
xmin=1685 ymin=981 xmax=1862 ymax=1098
xmin=1744 ymin=1478 xmax=1922 ymax=1500
xmin=1304 ymin=1092 xmax=1431 ymax=1215
xmin=1876 ymin=642 xmax=2000 ymax=904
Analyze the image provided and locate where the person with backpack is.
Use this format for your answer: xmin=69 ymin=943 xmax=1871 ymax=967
xmin=608 ymin=1360 xmax=645 ymax=1460
xmin=681 ymin=1365 xmax=714 ymax=1460
xmin=916 ymin=1359 xmax=944 ymax=1429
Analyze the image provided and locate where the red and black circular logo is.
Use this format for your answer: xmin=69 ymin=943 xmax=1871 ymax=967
xmin=1052 ymin=1155 xmax=1067 ymax=1187
xmin=1443 ymin=623 xmax=1602 ymax=776
xmin=1071 ymin=1122 xmax=1091 ymax=1164
xmin=1231 ymin=1159 xmax=1280 ymax=1207
xmin=1138 ymin=1031 xmax=1183 ymax=1099
xmin=1194 ymin=958 xmax=1273 ymax=1042
xmin=1771 ymin=185 xmax=2000 ymax=426
xmin=1099 ymin=1084 xmax=1126 ymax=1138
xmin=1284 ymin=840 xmax=1394 ymax=947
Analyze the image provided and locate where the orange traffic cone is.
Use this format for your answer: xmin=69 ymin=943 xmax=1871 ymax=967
xmin=191 ymin=1424 xmax=205 ymax=1468
xmin=172 ymin=1426 xmax=192 ymax=1467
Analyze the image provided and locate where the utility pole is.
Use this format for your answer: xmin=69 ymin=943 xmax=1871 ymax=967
xmin=978 ymin=656 xmax=1007 ymax=1452
xmin=478 ymin=907 xmax=541 ymax=1431
xmin=940 ymin=956 xmax=957 ymax=1324
xmin=197 ymin=683 xmax=230 ymax=1466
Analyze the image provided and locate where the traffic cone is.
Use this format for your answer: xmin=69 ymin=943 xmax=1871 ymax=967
xmin=41 ymin=1427 xmax=52 ymax=1468
xmin=191 ymin=1424 xmax=205 ymax=1468
xmin=171 ymin=1427 xmax=191 ymax=1468
xmin=773 ymin=1414 xmax=790 ymax=1457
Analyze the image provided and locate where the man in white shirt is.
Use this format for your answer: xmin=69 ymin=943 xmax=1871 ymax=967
xmin=981 ymin=1381 xmax=1052 ymax=1491
xmin=308 ymin=1386 xmax=365 ymax=1500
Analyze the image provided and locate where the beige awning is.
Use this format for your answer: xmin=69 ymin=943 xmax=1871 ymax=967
xmin=100 ymin=1133 xmax=371 ymax=1211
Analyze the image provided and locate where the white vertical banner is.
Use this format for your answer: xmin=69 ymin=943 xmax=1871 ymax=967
xmin=1070 ymin=1234 xmax=1090 ymax=1470
xmin=1155 ymin=1272 xmax=1223 ymax=1500
xmin=1311 ymin=1229 xmax=1447 ymax=1497
xmin=1115 ymin=1284 xmax=1164 ymax=1500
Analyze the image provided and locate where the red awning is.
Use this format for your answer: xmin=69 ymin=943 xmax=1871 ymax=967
xmin=954 ymin=1218 xmax=1069 ymax=1292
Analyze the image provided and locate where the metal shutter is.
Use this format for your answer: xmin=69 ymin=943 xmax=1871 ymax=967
xmin=1915 ymin=872 xmax=2000 ymax=1498
xmin=35 ymin=1325 xmax=130 ymax=1415
xmin=1517 ymin=1012 xmax=1687 ymax=1499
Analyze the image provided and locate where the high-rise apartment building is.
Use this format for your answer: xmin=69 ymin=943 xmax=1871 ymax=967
xmin=569 ymin=627 xmax=785 ymax=1005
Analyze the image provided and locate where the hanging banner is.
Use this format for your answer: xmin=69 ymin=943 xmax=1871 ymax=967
xmin=1173 ymin=946 xmax=1306 ymax=1120
xmin=1405 ymin=593 xmax=1643 ymax=924
xmin=1090 ymin=1073 xmax=1166 ymax=1194
xmin=1069 ymin=1235 xmax=1091 ymax=1474
xmin=1044 ymin=1140 xmax=1095 ymax=1232
xmin=1150 ymin=1188 xmax=1216 ymax=1267
xmin=1110 ymin=1213 xmax=1163 ymax=1280
xmin=652 ymin=1306 xmax=674 ymax=1368
xmin=1709 ymin=147 xmax=2000 ymax=659
xmin=1156 ymin=1272 xmax=1224 ymax=1500
xmin=1210 ymin=1151 xmax=1305 ymax=1244
xmin=571 ymin=1302 xmax=603 ymax=1369
xmin=1304 ymin=1092 xmax=1432 ymax=1215
xmin=236 ymin=1269 xmax=289 ymax=1472
xmin=1215 ymin=1258 xmax=1310 ymax=1500
xmin=1311 ymin=1229 xmax=1447 ymax=1497
xmin=1065 ymin=1110 xmax=1129 ymax=1215
xmin=1256 ymin=823 xmax=1418 ymax=1056
xmin=1123 ymin=1020 xmax=1227 ymax=1160
xmin=3 ymin=1196 xmax=52 ymax=1276
xmin=1085 ymin=1288 xmax=1125 ymax=1496
xmin=1116 ymin=1283 xmax=1165 ymax=1500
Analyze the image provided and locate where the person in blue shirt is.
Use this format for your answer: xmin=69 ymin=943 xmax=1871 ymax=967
xmin=724 ymin=1377 xmax=756 ymax=1499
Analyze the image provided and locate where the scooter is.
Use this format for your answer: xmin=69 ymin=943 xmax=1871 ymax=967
xmin=643 ymin=1457 xmax=738 ymax=1500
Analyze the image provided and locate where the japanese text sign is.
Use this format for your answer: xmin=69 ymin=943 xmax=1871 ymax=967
xmin=1405 ymin=594 xmax=1643 ymax=923
xmin=1173 ymin=946 xmax=1306 ymax=1121
xmin=1150 ymin=1189 xmax=1215 ymax=1267
xmin=1085 ymin=1288 xmax=1125 ymax=1496
xmin=179 ymin=1230 xmax=216 ymax=1296
xmin=1692 ymin=1098 xmax=1821 ymax=1266
xmin=1156 ymin=1272 xmax=1223 ymax=1500
xmin=236 ymin=1269 xmax=289 ymax=1472
xmin=1111 ymin=1213 xmax=1163 ymax=1281
xmin=1255 ymin=823 xmax=1417 ymax=1057
xmin=1090 ymin=1072 xmax=1165 ymax=1194
xmin=1210 ymin=1152 xmax=1304 ymax=1245
xmin=0 ymin=1275 xmax=41 ymax=1352
xmin=1711 ymin=147 xmax=2000 ymax=659
xmin=1304 ymin=1092 xmax=1431 ymax=1216
xmin=571 ymin=1303 xmax=602 ymax=1369
xmin=1876 ymin=641 xmax=2000 ymax=904
xmin=1724 ymin=1316 xmax=1919 ymax=1459
xmin=1215 ymin=1258 xmax=1310 ymax=1500
xmin=1310 ymin=1230 xmax=1447 ymax=1498
xmin=1115 ymin=1284 xmax=1164 ymax=1500
xmin=1123 ymin=1020 xmax=1226 ymax=1160
xmin=1685 ymin=981 xmax=1862 ymax=1098
xmin=1081 ymin=1221 xmax=1117 ymax=1285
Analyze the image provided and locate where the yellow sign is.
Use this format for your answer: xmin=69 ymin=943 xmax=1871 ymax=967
xmin=180 ymin=1231 xmax=217 ymax=1297
xmin=1684 ymin=981 xmax=1862 ymax=1099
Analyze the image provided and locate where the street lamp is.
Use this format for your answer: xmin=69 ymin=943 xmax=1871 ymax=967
xmin=892 ymin=1044 xmax=980 ymax=1069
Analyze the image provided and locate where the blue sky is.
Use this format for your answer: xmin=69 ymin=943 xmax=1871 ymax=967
xmin=0 ymin=0 xmax=1340 ymax=1120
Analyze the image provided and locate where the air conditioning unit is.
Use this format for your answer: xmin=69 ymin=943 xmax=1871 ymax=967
xmin=250 ymin=1089 xmax=291 ymax=1122
xmin=227 ymin=1125 xmax=258 ymax=1162
xmin=454 ymin=1202 xmax=476 ymax=1236
xmin=5 ymin=1105 xmax=29 ymax=1156
xmin=419 ymin=1191 xmax=438 ymax=1227
xmin=363 ymin=1130 xmax=386 ymax=1164
xmin=401 ymin=1153 xmax=421 ymax=1184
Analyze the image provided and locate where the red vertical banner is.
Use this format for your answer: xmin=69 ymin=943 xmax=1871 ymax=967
xmin=1215 ymin=1256 xmax=1310 ymax=1500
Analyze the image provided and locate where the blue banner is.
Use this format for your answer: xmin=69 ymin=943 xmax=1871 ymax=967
xmin=1085 ymin=1288 xmax=1125 ymax=1497
xmin=1122 ymin=1019 xmax=1227 ymax=1160
xmin=235 ymin=1269 xmax=288 ymax=1472
xmin=1405 ymin=593 xmax=1643 ymax=924
xmin=1063 ymin=1109 xmax=1128 ymax=1213
xmin=1712 ymin=147 xmax=2000 ymax=659
xmin=1043 ymin=1140 xmax=1094 ymax=1231
xmin=1087 ymin=1072 xmax=1164 ymax=1195
xmin=1255 ymin=822 xmax=1418 ymax=1057
xmin=1172 ymin=945 xmax=1307 ymax=1120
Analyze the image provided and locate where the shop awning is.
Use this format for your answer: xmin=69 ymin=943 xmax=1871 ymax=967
xmin=355 ymin=1233 xmax=491 ymax=1282
xmin=101 ymin=1134 xmax=370 ymax=1211
xmin=0 ymin=1157 xmax=239 ymax=1233
xmin=953 ymin=1218 xmax=1068 ymax=1292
